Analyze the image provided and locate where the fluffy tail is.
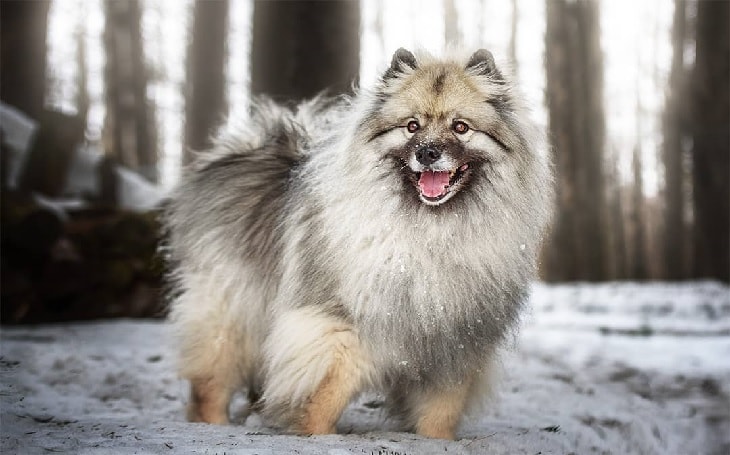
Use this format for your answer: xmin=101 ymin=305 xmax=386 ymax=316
xmin=190 ymin=95 xmax=342 ymax=171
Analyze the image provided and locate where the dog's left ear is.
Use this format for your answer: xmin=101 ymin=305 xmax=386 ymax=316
xmin=466 ymin=49 xmax=503 ymax=81
xmin=384 ymin=48 xmax=418 ymax=80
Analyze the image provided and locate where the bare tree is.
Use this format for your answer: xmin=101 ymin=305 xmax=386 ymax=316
xmin=606 ymin=148 xmax=627 ymax=279
xmin=0 ymin=0 xmax=51 ymax=121
xmin=251 ymin=0 xmax=360 ymax=101
xmin=444 ymin=0 xmax=460 ymax=46
xmin=75 ymin=24 xmax=90 ymax=128
xmin=477 ymin=0 xmax=486 ymax=46
xmin=662 ymin=0 xmax=689 ymax=279
xmin=543 ymin=0 xmax=608 ymax=281
xmin=690 ymin=0 xmax=729 ymax=282
xmin=374 ymin=0 xmax=385 ymax=55
xmin=184 ymin=0 xmax=229 ymax=165
xmin=103 ymin=0 xmax=157 ymax=182
xmin=509 ymin=0 xmax=519 ymax=77
xmin=628 ymin=144 xmax=648 ymax=279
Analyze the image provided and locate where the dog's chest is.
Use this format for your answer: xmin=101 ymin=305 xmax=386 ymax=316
xmin=321 ymin=216 xmax=521 ymax=380
xmin=343 ymin=231 xmax=489 ymax=375
xmin=336 ymin=221 xmax=485 ymax=316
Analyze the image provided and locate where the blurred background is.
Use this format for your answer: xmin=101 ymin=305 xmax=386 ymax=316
xmin=1 ymin=0 xmax=727 ymax=324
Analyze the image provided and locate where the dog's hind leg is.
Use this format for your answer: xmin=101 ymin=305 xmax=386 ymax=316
xmin=188 ymin=373 xmax=237 ymax=424
xmin=260 ymin=306 xmax=371 ymax=434
xmin=170 ymin=279 xmax=252 ymax=425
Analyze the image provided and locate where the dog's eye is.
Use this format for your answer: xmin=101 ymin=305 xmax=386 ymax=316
xmin=406 ymin=120 xmax=420 ymax=133
xmin=453 ymin=121 xmax=469 ymax=134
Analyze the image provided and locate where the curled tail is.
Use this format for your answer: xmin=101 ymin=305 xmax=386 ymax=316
xmin=191 ymin=95 xmax=344 ymax=172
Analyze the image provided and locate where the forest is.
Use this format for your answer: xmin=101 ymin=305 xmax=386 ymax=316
xmin=0 ymin=0 xmax=728 ymax=323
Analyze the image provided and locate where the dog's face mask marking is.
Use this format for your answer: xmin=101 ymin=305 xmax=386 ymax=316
xmin=369 ymin=49 xmax=515 ymax=206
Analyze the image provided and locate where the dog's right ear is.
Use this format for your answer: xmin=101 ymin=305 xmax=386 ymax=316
xmin=383 ymin=48 xmax=418 ymax=80
xmin=465 ymin=49 xmax=503 ymax=82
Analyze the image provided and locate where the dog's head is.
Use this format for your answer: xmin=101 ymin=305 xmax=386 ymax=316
xmin=362 ymin=48 xmax=528 ymax=207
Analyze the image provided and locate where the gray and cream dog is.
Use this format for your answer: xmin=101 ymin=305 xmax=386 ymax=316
xmin=165 ymin=48 xmax=552 ymax=439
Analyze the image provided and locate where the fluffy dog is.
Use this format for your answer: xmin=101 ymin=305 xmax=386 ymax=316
xmin=165 ymin=48 xmax=553 ymax=439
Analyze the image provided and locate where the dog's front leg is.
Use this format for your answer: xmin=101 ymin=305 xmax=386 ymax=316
xmin=260 ymin=306 xmax=370 ymax=434
xmin=298 ymin=344 xmax=362 ymax=434
xmin=409 ymin=375 xmax=475 ymax=440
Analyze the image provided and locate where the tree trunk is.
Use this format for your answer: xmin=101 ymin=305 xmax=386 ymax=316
xmin=75 ymin=24 xmax=90 ymax=128
xmin=628 ymin=144 xmax=647 ymax=279
xmin=103 ymin=0 xmax=157 ymax=182
xmin=690 ymin=0 xmax=729 ymax=282
xmin=606 ymin=150 xmax=627 ymax=279
xmin=444 ymin=0 xmax=460 ymax=46
xmin=662 ymin=0 xmax=688 ymax=280
xmin=509 ymin=0 xmax=519 ymax=77
xmin=543 ymin=0 xmax=608 ymax=281
xmin=250 ymin=0 xmax=360 ymax=101
xmin=184 ymin=0 xmax=229 ymax=165
xmin=0 ymin=0 xmax=51 ymax=121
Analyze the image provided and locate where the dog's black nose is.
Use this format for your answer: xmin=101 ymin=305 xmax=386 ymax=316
xmin=416 ymin=146 xmax=441 ymax=166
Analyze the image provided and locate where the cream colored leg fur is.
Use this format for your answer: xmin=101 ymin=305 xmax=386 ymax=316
xmin=170 ymin=274 xmax=494 ymax=438
xmin=261 ymin=307 xmax=372 ymax=433
xmin=168 ymin=272 xmax=256 ymax=425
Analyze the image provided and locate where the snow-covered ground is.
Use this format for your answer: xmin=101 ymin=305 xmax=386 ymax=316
xmin=2 ymin=282 xmax=729 ymax=454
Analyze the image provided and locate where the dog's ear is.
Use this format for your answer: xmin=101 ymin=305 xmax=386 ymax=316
xmin=466 ymin=49 xmax=503 ymax=81
xmin=383 ymin=48 xmax=418 ymax=80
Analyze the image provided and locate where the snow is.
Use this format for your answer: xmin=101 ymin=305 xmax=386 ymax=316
xmin=2 ymin=282 xmax=729 ymax=454
xmin=0 ymin=101 xmax=167 ymax=212
xmin=65 ymin=145 xmax=167 ymax=212
xmin=0 ymin=102 xmax=38 ymax=189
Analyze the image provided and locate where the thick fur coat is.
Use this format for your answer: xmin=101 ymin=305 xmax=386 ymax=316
xmin=165 ymin=48 xmax=553 ymax=439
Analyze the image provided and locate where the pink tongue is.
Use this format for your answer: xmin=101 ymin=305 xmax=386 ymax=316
xmin=418 ymin=170 xmax=450 ymax=198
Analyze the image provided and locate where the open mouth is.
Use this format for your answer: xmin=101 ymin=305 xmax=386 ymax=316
xmin=416 ymin=163 xmax=470 ymax=204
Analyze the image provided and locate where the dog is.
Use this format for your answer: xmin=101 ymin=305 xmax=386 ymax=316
xmin=165 ymin=48 xmax=553 ymax=439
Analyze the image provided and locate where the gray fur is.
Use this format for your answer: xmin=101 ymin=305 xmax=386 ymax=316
xmin=384 ymin=48 xmax=418 ymax=80
xmin=466 ymin=48 xmax=501 ymax=80
xmin=165 ymin=49 xmax=553 ymax=433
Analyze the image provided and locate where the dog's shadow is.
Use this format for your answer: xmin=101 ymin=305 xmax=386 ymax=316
xmin=229 ymin=393 xmax=405 ymax=436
